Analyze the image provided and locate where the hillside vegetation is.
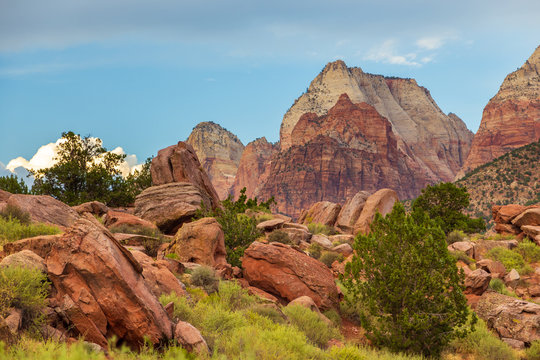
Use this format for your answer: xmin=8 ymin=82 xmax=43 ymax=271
xmin=456 ymin=139 xmax=540 ymax=225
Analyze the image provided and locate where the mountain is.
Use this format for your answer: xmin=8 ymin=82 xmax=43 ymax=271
xmin=280 ymin=60 xmax=473 ymax=182
xmin=456 ymin=139 xmax=540 ymax=224
xmin=186 ymin=122 xmax=244 ymax=199
xmin=462 ymin=46 xmax=540 ymax=174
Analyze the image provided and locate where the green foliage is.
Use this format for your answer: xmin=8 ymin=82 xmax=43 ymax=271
xmin=31 ymin=131 xmax=151 ymax=207
xmin=307 ymin=222 xmax=338 ymax=236
xmin=0 ymin=203 xmax=31 ymax=225
xmin=323 ymin=308 xmax=342 ymax=328
xmin=0 ymin=216 xmax=60 ymax=246
xmin=0 ymin=174 xmax=29 ymax=194
xmin=487 ymin=247 xmax=527 ymax=273
xmin=319 ymin=251 xmax=344 ymax=267
xmin=282 ymin=304 xmax=342 ymax=348
xmin=0 ymin=266 xmax=50 ymax=330
xmin=268 ymin=230 xmax=291 ymax=244
xmin=195 ymin=187 xmax=271 ymax=267
xmin=515 ymin=239 xmax=540 ymax=263
xmin=190 ymin=266 xmax=219 ymax=294
xmin=342 ymin=202 xmax=473 ymax=358
xmin=526 ymin=340 xmax=540 ymax=360
xmin=412 ymin=182 xmax=485 ymax=234
xmin=447 ymin=230 xmax=466 ymax=244
xmin=450 ymin=250 xmax=475 ymax=266
xmin=488 ymin=278 xmax=517 ymax=297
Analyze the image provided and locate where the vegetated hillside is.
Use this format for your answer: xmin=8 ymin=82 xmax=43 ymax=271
xmin=456 ymin=139 xmax=540 ymax=225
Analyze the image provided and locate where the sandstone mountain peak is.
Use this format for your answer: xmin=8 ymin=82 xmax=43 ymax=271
xmin=462 ymin=45 xmax=540 ymax=173
xmin=186 ymin=121 xmax=244 ymax=199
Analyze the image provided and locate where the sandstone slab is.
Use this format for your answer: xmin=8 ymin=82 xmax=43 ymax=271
xmin=354 ymin=189 xmax=398 ymax=234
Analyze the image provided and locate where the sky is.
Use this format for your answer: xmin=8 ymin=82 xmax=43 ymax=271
xmin=0 ymin=0 xmax=539 ymax=177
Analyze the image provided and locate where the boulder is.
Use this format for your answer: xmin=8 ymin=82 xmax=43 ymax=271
xmin=166 ymin=217 xmax=227 ymax=267
xmin=3 ymin=234 xmax=62 ymax=259
xmin=448 ymin=241 xmax=475 ymax=258
xmin=329 ymin=234 xmax=354 ymax=245
xmin=130 ymin=251 xmax=186 ymax=299
xmin=513 ymin=208 xmax=540 ymax=227
xmin=150 ymin=141 xmax=220 ymax=208
xmin=46 ymin=215 xmax=173 ymax=348
xmin=242 ymin=242 xmax=339 ymax=309
xmin=174 ymin=321 xmax=208 ymax=355
xmin=310 ymin=234 xmax=333 ymax=249
xmin=494 ymin=223 xmax=522 ymax=235
xmin=72 ymin=201 xmax=109 ymax=216
xmin=354 ymin=189 xmax=398 ymax=234
xmin=0 ymin=189 xmax=11 ymax=202
xmin=5 ymin=308 xmax=23 ymax=333
xmin=280 ymin=227 xmax=311 ymax=244
xmin=464 ymin=269 xmax=491 ymax=295
xmin=522 ymin=225 xmax=540 ymax=244
xmin=335 ymin=191 xmax=371 ymax=233
xmin=477 ymin=259 xmax=506 ymax=278
xmin=476 ymin=291 xmax=540 ymax=346
xmin=504 ymin=269 xmax=520 ymax=287
xmin=473 ymin=239 xmax=518 ymax=260
xmin=493 ymin=204 xmax=528 ymax=224
xmin=299 ymin=201 xmax=341 ymax=227
xmin=104 ymin=210 xmax=157 ymax=230
xmin=7 ymin=194 xmax=79 ymax=228
xmin=282 ymin=222 xmax=309 ymax=231
xmin=134 ymin=183 xmax=213 ymax=234
xmin=0 ymin=319 xmax=15 ymax=346
xmin=289 ymin=295 xmax=320 ymax=312
xmin=332 ymin=243 xmax=353 ymax=257
xmin=0 ymin=249 xmax=46 ymax=272
xmin=256 ymin=218 xmax=287 ymax=231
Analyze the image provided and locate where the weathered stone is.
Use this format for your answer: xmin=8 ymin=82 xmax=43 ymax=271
xmin=332 ymin=243 xmax=353 ymax=257
xmin=504 ymin=269 xmax=520 ymax=287
xmin=166 ymin=217 xmax=227 ymax=267
xmin=0 ymin=249 xmax=46 ymax=272
xmin=3 ymin=234 xmax=62 ymax=259
xmin=299 ymin=201 xmax=342 ymax=227
xmin=289 ymin=296 xmax=320 ymax=313
xmin=465 ymin=269 xmax=491 ymax=295
xmin=242 ymin=242 xmax=339 ymax=309
xmin=310 ymin=234 xmax=333 ymax=249
xmin=280 ymin=227 xmax=312 ymax=244
xmin=5 ymin=308 xmax=22 ymax=333
xmin=494 ymin=223 xmax=522 ymax=235
xmin=7 ymin=194 xmax=79 ymax=228
xmin=513 ymin=208 xmax=540 ymax=227
xmin=354 ymin=189 xmax=398 ymax=234
xmin=104 ymin=210 xmax=157 ymax=230
xmin=448 ymin=241 xmax=475 ymax=258
xmin=493 ymin=204 xmax=529 ymax=224
xmin=256 ymin=218 xmax=287 ymax=231
xmin=131 ymin=251 xmax=186 ymax=299
xmin=329 ymin=234 xmax=354 ymax=245
xmin=473 ymin=240 xmax=518 ymax=260
xmin=335 ymin=191 xmax=371 ymax=233
xmin=477 ymin=259 xmax=506 ymax=278
xmin=174 ymin=321 xmax=209 ymax=355
xmin=72 ymin=201 xmax=109 ymax=216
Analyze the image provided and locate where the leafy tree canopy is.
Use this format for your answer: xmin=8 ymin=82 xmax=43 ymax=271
xmin=342 ymin=202 xmax=474 ymax=358
xmin=0 ymin=175 xmax=29 ymax=194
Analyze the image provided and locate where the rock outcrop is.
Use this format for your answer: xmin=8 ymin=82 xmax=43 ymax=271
xmin=186 ymin=122 xmax=245 ymax=200
xmin=335 ymin=191 xmax=371 ymax=233
xmin=462 ymin=46 xmax=540 ymax=173
xmin=230 ymin=137 xmax=278 ymax=199
xmin=354 ymin=189 xmax=398 ymax=234
xmin=242 ymin=241 xmax=339 ymax=309
xmin=492 ymin=204 xmax=540 ymax=244
xmin=7 ymin=194 xmax=80 ymax=228
xmin=298 ymin=201 xmax=341 ymax=226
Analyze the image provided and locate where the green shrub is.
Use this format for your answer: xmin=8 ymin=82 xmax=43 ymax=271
xmin=319 ymin=251 xmax=343 ymax=267
xmin=249 ymin=304 xmax=286 ymax=324
xmin=489 ymin=277 xmax=505 ymax=293
xmin=283 ymin=304 xmax=342 ymax=348
xmin=447 ymin=230 xmax=466 ymax=244
xmin=308 ymin=243 xmax=323 ymax=259
xmin=213 ymin=281 xmax=255 ymax=311
xmin=255 ymin=214 xmax=274 ymax=224
xmin=487 ymin=247 xmax=526 ymax=273
xmin=164 ymin=252 xmax=179 ymax=260
xmin=0 ymin=175 xmax=30 ymax=194
xmin=159 ymin=291 xmax=195 ymax=323
xmin=450 ymin=250 xmax=475 ymax=265
xmin=0 ymin=217 xmax=60 ymax=246
xmin=268 ymin=230 xmax=292 ymax=244
xmin=0 ymin=204 xmax=31 ymax=225
xmin=323 ymin=308 xmax=342 ymax=328
xmin=526 ymin=340 xmax=540 ymax=360
xmin=190 ymin=266 xmax=219 ymax=294
xmin=307 ymin=223 xmax=338 ymax=236
xmin=515 ymin=239 xmax=540 ymax=263
xmin=0 ymin=266 xmax=50 ymax=330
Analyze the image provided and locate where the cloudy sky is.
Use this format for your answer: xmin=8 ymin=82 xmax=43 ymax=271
xmin=1 ymin=0 xmax=539 ymax=177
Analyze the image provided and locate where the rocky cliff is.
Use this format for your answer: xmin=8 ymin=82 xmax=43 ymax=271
xmin=462 ymin=46 xmax=540 ymax=173
xmin=259 ymin=94 xmax=430 ymax=218
xmin=230 ymin=137 xmax=278 ymax=199
xmin=186 ymin=122 xmax=244 ymax=199
xmin=280 ymin=60 xmax=473 ymax=182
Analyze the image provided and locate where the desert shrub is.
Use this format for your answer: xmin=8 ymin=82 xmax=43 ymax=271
xmin=164 ymin=252 xmax=179 ymax=260
xmin=268 ymin=230 xmax=291 ymax=244
xmin=328 ymin=345 xmax=425 ymax=360
xmin=0 ymin=204 xmax=31 ymax=225
xmin=319 ymin=251 xmax=343 ymax=268
xmin=450 ymin=250 xmax=475 ymax=265
xmin=212 ymin=281 xmax=255 ymax=311
xmin=190 ymin=266 xmax=219 ymax=294
xmin=323 ymin=308 xmax=342 ymax=328
xmin=448 ymin=318 xmax=517 ymax=360
xmin=255 ymin=213 xmax=274 ymax=224
xmin=489 ymin=277 xmax=505 ymax=293
xmin=447 ymin=230 xmax=466 ymax=244
xmin=526 ymin=340 xmax=540 ymax=360
xmin=249 ymin=304 xmax=286 ymax=324
xmin=487 ymin=247 xmax=526 ymax=273
xmin=515 ymin=239 xmax=540 ymax=263
xmin=0 ymin=266 xmax=50 ymax=330
xmin=159 ymin=292 xmax=195 ymax=323
xmin=0 ymin=217 xmax=60 ymax=246
xmin=283 ymin=304 xmax=342 ymax=348
xmin=307 ymin=223 xmax=338 ymax=236
xmin=308 ymin=243 xmax=323 ymax=259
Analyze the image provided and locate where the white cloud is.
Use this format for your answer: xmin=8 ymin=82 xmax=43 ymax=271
xmin=6 ymin=138 xmax=142 ymax=177
xmin=416 ymin=37 xmax=445 ymax=50
xmin=364 ymin=40 xmax=420 ymax=66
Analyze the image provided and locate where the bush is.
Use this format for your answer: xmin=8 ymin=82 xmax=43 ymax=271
xmin=487 ymin=247 xmax=526 ymax=273
xmin=489 ymin=278 xmax=517 ymax=297
xmin=159 ymin=291 xmax=195 ymax=323
xmin=0 ymin=175 xmax=30 ymax=194
xmin=249 ymin=304 xmax=286 ymax=324
xmin=526 ymin=340 xmax=540 ymax=360
xmin=342 ymin=202 xmax=472 ymax=358
xmin=319 ymin=251 xmax=344 ymax=268
xmin=213 ymin=281 xmax=255 ymax=311
xmin=190 ymin=266 xmax=219 ymax=294
xmin=450 ymin=250 xmax=475 ymax=266
xmin=307 ymin=223 xmax=338 ymax=236
xmin=515 ymin=239 xmax=540 ymax=263
xmin=0 ymin=217 xmax=60 ymax=246
xmin=308 ymin=243 xmax=323 ymax=259
xmin=447 ymin=230 xmax=466 ymax=244
xmin=268 ymin=230 xmax=291 ymax=245
xmin=323 ymin=308 xmax=342 ymax=328
xmin=0 ymin=204 xmax=31 ymax=225
xmin=283 ymin=304 xmax=342 ymax=348
xmin=0 ymin=266 xmax=50 ymax=330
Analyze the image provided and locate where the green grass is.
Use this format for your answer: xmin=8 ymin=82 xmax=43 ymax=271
xmin=307 ymin=223 xmax=338 ymax=236
xmin=0 ymin=216 xmax=61 ymax=246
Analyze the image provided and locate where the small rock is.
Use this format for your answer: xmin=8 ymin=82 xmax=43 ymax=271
xmin=5 ymin=308 xmax=22 ymax=333
xmin=448 ymin=241 xmax=475 ymax=258
xmin=174 ymin=321 xmax=209 ymax=355
xmin=256 ymin=218 xmax=287 ymax=231
xmin=311 ymin=234 xmax=333 ymax=249
xmin=501 ymin=338 xmax=525 ymax=349
xmin=504 ymin=269 xmax=520 ymax=287
xmin=332 ymin=243 xmax=353 ymax=257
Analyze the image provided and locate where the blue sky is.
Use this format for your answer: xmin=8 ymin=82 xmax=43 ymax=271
xmin=0 ymin=0 xmax=539 ymax=174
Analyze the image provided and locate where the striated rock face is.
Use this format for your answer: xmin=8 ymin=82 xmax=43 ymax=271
xmin=186 ymin=122 xmax=245 ymax=200
xmin=462 ymin=46 xmax=540 ymax=173
xmin=280 ymin=60 xmax=473 ymax=182
xmin=230 ymin=137 xmax=278 ymax=199
xmin=7 ymin=194 xmax=80 ymax=228
xmin=258 ymin=95 xmax=428 ymax=218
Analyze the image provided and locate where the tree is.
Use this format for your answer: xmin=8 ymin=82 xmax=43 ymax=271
xmin=31 ymin=131 xmax=150 ymax=206
xmin=0 ymin=175 xmax=29 ymax=194
xmin=412 ymin=182 xmax=485 ymax=234
xmin=342 ymin=202 xmax=473 ymax=358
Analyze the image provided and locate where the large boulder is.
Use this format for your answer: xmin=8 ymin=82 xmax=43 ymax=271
xmin=354 ymin=189 xmax=398 ymax=234
xmin=473 ymin=239 xmax=518 ymax=260
xmin=104 ymin=210 xmax=157 ymax=230
xmin=134 ymin=183 xmax=213 ymax=234
xmin=448 ymin=241 xmax=475 ymax=258
xmin=7 ymin=194 xmax=79 ymax=228
xmin=3 ymin=234 xmax=63 ymax=259
xmin=46 ymin=215 xmax=173 ymax=348
xmin=476 ymin=291 xmax=540 ymax=347
xmin=150 ymin=141 xmax=220 ymax=208
xmin=522 ymin=225 xmax=540 ymax=244
xmin=492 ymin=204 xmax=529 ymax=224
xmin=299 ymin=201 xmax=341 ymax=227
xmin=166 ymin=217 xmax=227 ymax=267
xmin=174 ymin=321 xmax=208 ymax=355
xmin=513 ymin=207 xmax=540 ymax=227
xmin=477 ymin=259 xmax=506 ymax=278
xmin=464 ymin=269 xmax=491 ymax=295
xmin=72 ymin=201 xmax=109 ymax=216
xmin=335 ymin=191 xmax=370 ymax=233
xmin=242 ymin=242 xmax=339 ymax=309
xmin=0 ymin=250 xmax=46 ymax=272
